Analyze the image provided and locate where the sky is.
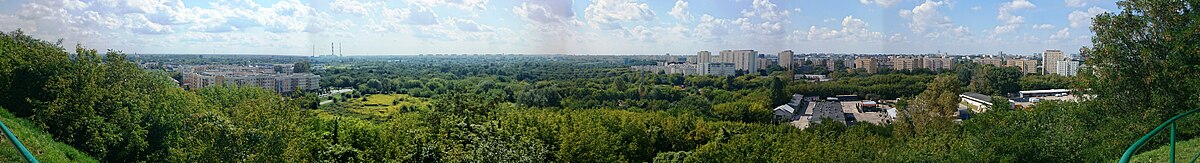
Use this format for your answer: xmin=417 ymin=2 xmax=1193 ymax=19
xmin=0 ymin=0 xmax=1119 ymax=56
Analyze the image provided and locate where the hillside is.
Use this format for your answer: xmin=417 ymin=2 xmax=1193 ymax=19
xmin=1130 ymin=138 xmax=1200 ymax=162
xmin=0 ymin=107 xmax=96 ymax=162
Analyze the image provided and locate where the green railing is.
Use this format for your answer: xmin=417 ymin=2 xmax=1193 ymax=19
xmin=1120 ymin=108 xmax=1200 ymax=163
xmin=0 ymin=120 xmax=38 ymax=163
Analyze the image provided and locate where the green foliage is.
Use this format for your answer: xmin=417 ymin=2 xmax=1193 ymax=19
xmin=1019 ymin=74 xmax=1073 ymax=90
xmin=894 ymin=75 xmax=960 ymax=137
xmin=6 ymin=3 xmax=1200 ymax=160
xmin=791 ymin=73 xmax=934 ymax=99
xmin=0 ymin=108 xmax=97 ymax=163
xmin=712 ymin=102 xmax=771 ymax=123
xmin=967 ymin=65 xmax=1021 ymax=96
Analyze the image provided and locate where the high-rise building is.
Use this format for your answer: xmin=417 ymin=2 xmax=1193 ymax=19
xmin=779 ymin=50 xmax=794 ymax=68
xmin=854 ymin=58 xmax=879 ymax=73
xmin=1056 ymin=60 xmax=1080 ymax=76
xmin=666 ymin=53 xmax=679 ymax=63
xmin=719 ymin=50 xmax=758 ymax=71
xmin=697 ymin=51 xmax=712 ymax=63
xmin=921 ymin=57 xmax=955 ymax=70
xmin=1043 ymin=50 xmax=1064 ymax=74
xmin=890 ymin=57 xmax=919 ymax=70
xmin=1006 ymin=59 xmax=1039 ymax=74
xmin=826 ymin=59 xmax=840 ymax=71
xmin=973 ymin=57 xmax=1004 ymax=66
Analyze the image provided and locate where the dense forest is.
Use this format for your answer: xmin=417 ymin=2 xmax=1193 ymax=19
xmin=0 ymin=0 xmax=1198 ymax=162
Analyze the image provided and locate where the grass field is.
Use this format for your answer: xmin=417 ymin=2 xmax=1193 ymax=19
xmin=347 ymin=94 xmax=430 ymax=117
xmin=1129 ymin=138 xmax=1200 ymax=162
xmin=0 ymin=108 xmax=97 ymax=162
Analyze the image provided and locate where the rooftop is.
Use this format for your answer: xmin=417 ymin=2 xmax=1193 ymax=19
xmin=962 ymin=92 xmax=992 ymax=102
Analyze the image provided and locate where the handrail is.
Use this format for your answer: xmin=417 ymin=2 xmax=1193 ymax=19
xmin=0 ymin=120 xmax=38 ymax=163
xmin=1119 ymin=108 xmax=1200 ymax=163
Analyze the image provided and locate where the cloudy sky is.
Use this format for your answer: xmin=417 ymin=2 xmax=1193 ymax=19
xmin=0 ymin=0 xmax=1117 ymax=55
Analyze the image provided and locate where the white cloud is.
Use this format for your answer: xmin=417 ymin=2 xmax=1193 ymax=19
xmin=899 ymin=0 xmax=952 ymax=35
xmin=744 ymin=0 xmax=789 ymax=21
xmin=1069 ymin=6 xmax=1108 ymax=28
xmin=406 ymin=0 xmax=489 ymax=11
xmin=1065 ymin=0 xmax=1093 ymax=7
xmin=1031 ymin=24 xmax=1055 ymax=30
xmin=993 ymin=0 xmax=1035 ymax=34
xmin=330 ymin=0 xmax=382 ymax=16
xmin=513 ymin=0 xmax=576 ymax=25
xmin=790 ymin=15 xmax=884 ymax=41
xmin=125 ymin=14 xmax=173 ymax=34
xmin=694 ymin=14 xmax=733 ymax=41
xmin=859 ymin=0 xmax=901 ymax=7
xmin=669 ymin=0 xmax=691 ymax=21
xmin=445 ymin=17 xmax=492 ymax=32
xmin=998 ymin=0 xmax=1034 ymax=24
xmin=584 ymin=0 xmax=655 ymax=30
xmin=1049 ymin=27 xmax=1070 ymax=40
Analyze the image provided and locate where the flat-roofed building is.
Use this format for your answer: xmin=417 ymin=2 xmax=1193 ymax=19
xmin=779 ymin=50 xmax=794 ymax=68
xmin=1056 ymin=60 xmax=1080 ymax=76
xmin=181 ymin=65 xmax=320 ymax=93
xmin=1043 ymin=50 xmax=1065 ymax=74
xmin=922 ymin=57 xmax=955 ymax=70
xmin=973 ymin=57 xmax=1004 ymax=67
xmin=891 ymin=57 xmax=919 ymax=70
xmin=719 ymin=50 xmax=758 ymax=71
xmin=854 ymin=58 xmax=879 ymax=73
xmin=1006 ymin=59 xmax=1040 ymax=74
xmin=697 ymin=51 xmax=712 ymax=63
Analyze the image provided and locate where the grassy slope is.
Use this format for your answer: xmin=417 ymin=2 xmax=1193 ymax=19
xmin=0 ymin=108 xmax=97 ymax=162
xmin=1130 ymin=138 xmax=1200 ymax=163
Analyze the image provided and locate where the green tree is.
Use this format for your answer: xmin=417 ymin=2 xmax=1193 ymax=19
xmin=293 ymin=61 xmax=311 ymax=73
xmin=968 ymin=65 xmax=1021 ymax=96
xmin=894 ymin=75 xmax=960 ymax=137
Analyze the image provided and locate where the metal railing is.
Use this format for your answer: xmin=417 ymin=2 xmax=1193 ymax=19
xmin=1119 ymin=108 xmax=1200 ymax=163
xmin=0 ymin=120 xmax=38 ymax=163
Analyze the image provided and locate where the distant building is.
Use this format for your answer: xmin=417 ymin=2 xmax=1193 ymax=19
xmin=773 ymin=104 xmax=797 ymax=124
xmin=631 ymin=62 xmax=736 ymax=76
xmin=959 ymin=92 xmax=1013 ymax=112
xmin=700 ymin=62 xmax=737 ymax=76
xmin=826 ymin=59 xmax=841 ymax=71
xmin=890 ymin=57 xmax=919 ymax=70
xmin=1055 ymin=60 xmax=1080 ymax=76
xmin=697 ymin=51 xmax=712 ymax=63
xmin=1043 ymin=50 xmax=1065 ymax=74
xmin=854 ymin=58 xmax=879 ymax=73
xmin=1018 ymin=89 xmax=1071 ymax=98
xmin=719 ymin=50 xmax=758 ymax=71
xmin=922 ymin=57 xmax=955 ymax=70
xmin=779 ymin=50 xmax=794 ymax=68
xmin=973 ymin=57 xmax=1004 ymax=67
xmin=181 ymin=65 xmax=320 ymax=93
xmin=1006 ymin=59 xmax=1040 ymax=74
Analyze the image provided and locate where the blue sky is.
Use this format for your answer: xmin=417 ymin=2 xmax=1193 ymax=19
xmin=0 ymin=0 xmax=1118 ymax=55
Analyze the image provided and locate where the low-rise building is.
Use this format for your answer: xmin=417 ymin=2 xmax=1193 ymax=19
xmin=959 ymin=92 xmax=1014 ymax=113
xmin=181 ymin=65 xmax=320 ymax=93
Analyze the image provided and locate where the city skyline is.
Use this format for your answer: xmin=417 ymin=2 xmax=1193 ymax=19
xmin=0 ymin=0 xmax=1117 ymax=55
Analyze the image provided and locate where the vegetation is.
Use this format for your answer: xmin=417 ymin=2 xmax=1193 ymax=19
xmin=0 ymin=0 xmax=1196 ymax=162
xmin=0 ymin=107 xmax=96 ymax=162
